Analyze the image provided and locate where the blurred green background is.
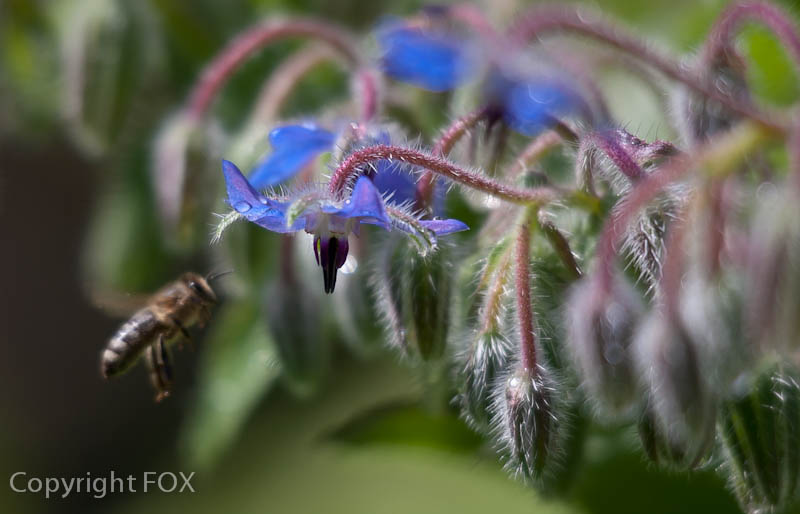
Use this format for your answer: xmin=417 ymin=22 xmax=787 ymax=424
xmin=2 ymin=0 xmax=800 ymax=513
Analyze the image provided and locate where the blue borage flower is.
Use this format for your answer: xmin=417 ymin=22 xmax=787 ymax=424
xmin=485 ymin=69 xmax=590 ymax=136
xmin=375 ymin=21 xmax=590 ymax=136
xmin=247 ymin=122 xmax=422 ymax=205
xmin=221 ymin=160 xmax=468 ymax=293
xmin=377 ymin=19 xmax=479 ymax=92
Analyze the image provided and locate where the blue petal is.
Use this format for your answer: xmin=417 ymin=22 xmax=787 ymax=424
xmin=503 ymin=80 xmax=581 ymax=136
xmin=221 ymin=160 xmax=297 ymax=232
xmin=419 ymin=218 xmax=469 ymax=235
xmin=377 ymin=22 xmax=476 ymax=92
xmin=329 ymin=176 xmax=391 ymax=229
xmin=248 ymin=125 xmax=336 ymax=189
xmin=372 ymin=160 xmax=417 ymax=205
xmin=357 ymin=129 xmax=418 ymax=205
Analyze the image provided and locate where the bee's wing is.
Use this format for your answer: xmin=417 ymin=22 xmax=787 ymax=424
xmin=88 ymin=287 xmax=151 ymax=318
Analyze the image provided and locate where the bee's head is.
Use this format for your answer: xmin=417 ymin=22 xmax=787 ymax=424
xmin=182 ymin=272 xmax=218 ymax=304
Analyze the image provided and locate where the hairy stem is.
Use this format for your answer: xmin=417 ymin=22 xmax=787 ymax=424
xmin=185 ymin=19 xmax=372 ymax=121
xmin=515 ymin=212 xmax=537 ymax=371
xmin=703 ymin=1 xmax=800 ymax=74
xmin=481 ymin=249 xmax=514 ymax=333
xmin=329 ymin=144 xmax=560 ymax=205
xmin=508 ymin=4 xmax=784 ymax=131
xmin=441 ymin=3 xmax=501 ymax=42
xmin=416 ymin=106 xmax=490 ymax=208
xmin=537 ymin=213 xmax=582 ymax=280
xmin=354 ymin=68 xmax=380 ymax=122
xmin=791 ymin=122 xmax=800 ymax=192
xmin=507 ymin=130 xmax=562 ymax=180
xmin=659 ymin=199 xmax=691 ymax=319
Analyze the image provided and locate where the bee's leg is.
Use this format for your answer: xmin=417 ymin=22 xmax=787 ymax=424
xmin=145 ymin=336 xmax=173 ymax=402
xmin=198 ymin=304 xmax=213 ymax=329
xmin=170 ymin=316 xmax=193 ymax=351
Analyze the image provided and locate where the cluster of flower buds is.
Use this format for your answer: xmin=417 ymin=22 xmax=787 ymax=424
xmin=89 ymin=0 xmax=800 ymax=509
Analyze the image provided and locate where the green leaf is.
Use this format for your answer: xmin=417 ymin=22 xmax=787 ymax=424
xmin=328 ymin=401 xmax=483 ymax=454
xmin=742 ymin=26 xmax=800 ymax=106
xmin=180 ymin=299 xmax=280 ymax=470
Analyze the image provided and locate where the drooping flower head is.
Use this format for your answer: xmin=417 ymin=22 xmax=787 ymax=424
xmin=222 ymin=126 xmax=468 ymax=293
xmin=376 ymin=19 xmax=594 ymax=136
xmin=376 ymin=18 xmax=480 ymax=92
xmin=225 ymin=160 xmax=387 ymax=293
xmin=483 ymin=62 xmax=593 ymax=136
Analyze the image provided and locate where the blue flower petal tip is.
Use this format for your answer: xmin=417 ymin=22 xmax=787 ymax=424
xmin=504 ymin=80 xmax=583 ymax=136
xmin=248 ymin=124 xmax=336 ymax=190
xmin=420 ymin=218 xmax=469 ymax=235
xmin=222 ymin=159 xmax=262 ymax=211
xmin=377 ymin=22 xmax=476 ymax=92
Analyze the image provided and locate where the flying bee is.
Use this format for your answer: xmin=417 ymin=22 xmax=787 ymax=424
xmin=100 ymin=271 xmax=227 ymax=401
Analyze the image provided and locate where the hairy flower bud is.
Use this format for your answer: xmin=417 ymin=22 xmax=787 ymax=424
xmin=493 ymin=363 xmax=564 ymax=482
xmin=718 ymin=362 xmax=800 ymax=514
xmin=264 ymin=277 xmax=329 ymax=397
xmin=744 ymin=190 xmax=800 ymax=355
xmin=373 ymin=237 xmax=454 ymax=361
xmin=679 ymin=270 xmax=750 ymax=389
xmin=566 ymin=275 xmax=644 ymax=417
xmin=457 ymin=330 xmax=514 ymax=431
xmin=635 ymin=312 xmax=717 ymax=467
xmin=154 ymin=112 xmax=225 ymax=248
xmin=332 ymin=267 xmax=385 ymax=357
xmin=638 ymin=405 xmax=712 ymax=470
xmin=57 ymin=0 xmax=164 ymax=156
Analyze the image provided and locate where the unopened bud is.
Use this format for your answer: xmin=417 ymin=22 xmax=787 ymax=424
xmin=457 ymin=330 xmax=514 ymax=431
xmin=57 ymin=0 xmax=163 ymax=156
xmin=718 ymin=362 xmax=800 ymax=514
xmin=635 ymin=312 xmax=717 ymax=467
xmin=264 ymin=278 xmax=329 ymax=397
xmin=153 ymin=112 xmax=225 ymax=248
xmin=373 ymin=237 xmax=454 ymax=361
xmin=566 ymin=275 xmax=644 ymax=417
xmin=638 ymin=405 xmax=712 ymax=470
xmin=493 ymin=363 xmax=564 ymax=482
xmin=744 ymin=190 xmax=800 ymax=355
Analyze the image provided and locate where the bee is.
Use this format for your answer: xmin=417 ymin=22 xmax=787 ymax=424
xmin=100 ymin=271 xmax=226 ymax=401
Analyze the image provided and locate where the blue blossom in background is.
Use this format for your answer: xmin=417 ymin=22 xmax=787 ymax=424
xmin=248 ymin=124 xmax=336 ymax=189
xmin=485 ymin=71 xmax=588 ymax=136
xmin=222 ymin=160 xmax=467 ymax=293
xmin=376 ymin=21 xmax=589 ymax=135
xmin=377 ymin=20 xmax=478 ymax=91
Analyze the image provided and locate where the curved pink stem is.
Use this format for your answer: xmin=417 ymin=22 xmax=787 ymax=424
xmin=329 ymin=144 xmax=559 ymax=205
xmin=508 ymin=4 xmax=784 ymax=132
xmin=791 ymin=120 xmax=800 ymax=192
xmin=186 ymin=19 xmax=367 ymax=121
xmin=415 ymin=106 xmax=490 ymax=209
xmin=515 ymin=217 xmax=537 ymax=370
xmin=702 ymin=1 xmax=800 ymax=74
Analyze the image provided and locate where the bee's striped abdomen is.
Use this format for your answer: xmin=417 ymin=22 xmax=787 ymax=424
xmin=101 ymin=309 xmax=165 ymax=378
